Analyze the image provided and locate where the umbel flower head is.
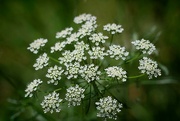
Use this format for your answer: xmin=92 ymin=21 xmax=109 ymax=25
xmin=138 ymin=57 xmax=161 ymax=79
xmin=33 ymin=53 xmax=49 ymax=70
xmin=46 ymin=65 xmax=64 ymax=85
xmin=95 ymin=96 xmax=123 ymax=120
xmin=25 ymin=79 xmax=42 ymax=97
xmin=65 ymin=84 xmax=85 ymax=107
xmin=41 ymin=92 xmax=63 ymax=113
xmin=131 ymin=38 xmax=156 ymax=55
xmin=27 ymin=38 xmax=48 ymax=54
xmin=25 ymin=13 xmax=163 ymax=120
xmin=105 ymin=66 xmax=127 ymax=82
xmin=107 ymin=45 xmax=129 ymax=60
xmin=103 ymin=23 xmax=124 ymax=34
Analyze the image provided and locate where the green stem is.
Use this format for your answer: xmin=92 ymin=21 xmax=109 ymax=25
xmin=125 ymin=52 xmax=141 ymax=63
xmin=49 ymin=56 xmax=59 ymax=63
xmin=91 ymin=81 xmax=103 ymax=97
xmin=54 ymin=88 xmax=62 ymax=92
xmin=95 ymin=81 xmax=122 ymax=104
xmin=128 ymin=74 xmax=145 ymax=79
xmin=110 ymin=34 xmax=114 ymax=46
xmin=86 ymin=84 xmax=91 ymax=114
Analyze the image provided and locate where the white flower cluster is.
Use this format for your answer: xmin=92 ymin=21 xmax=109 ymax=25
xmin=26 ymin=13 xmax=163 ymax=120
xmin=56 ymin=27 xmax=73 ymax=39
xmin=64 ymin=62 xmax=81 ymax=79
xmin=65 ymin=85 xmax=85 ymax=107
xmin=107 ymin=45 xmax=129 ymax=60
xmin=41 ymin=92 xmax=63 ymax=113
xmin=74 ymin=14 xmax=97 ymax=38
xmin=131 ymin=39 xmax=156 ymax=55
xmin=138 ymin=57 xmax=161 ymax=79
xmin=95 ymin=96 xmax=123 ymax=120
xmin=50 ymin=41 xmax=66 ymax=53
xmin=74 ymin=13 xmax=96 ymax=24
xmin=103 ymin=23 xmax=124 ymax=34
xmin=27 ymin=38 xmax=48 ymax=54
xmin=89 ymin=33 xmax=108 ymax=46
xmin=33 ymin=53 xmax=49 ymax=70
xmin=25 ymin=79 xmax=42 ymax=97
xmin=46 ymin=65 xmax=64 ymax=85
xmin=88 ymin=47 xmax=107 ymax=59
xmin=105 ymin=66 xmax=127 ymax=82
xmin=79 ymin=64 xmax=101 ymax=83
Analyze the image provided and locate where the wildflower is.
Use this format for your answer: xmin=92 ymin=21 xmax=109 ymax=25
xmin=66 ymin=33 xmax=80 ymax=44
xmin=131 ymin=39 xmax=156 ymax=55
xmin=72 ymin=49 xmax=87 ymax=62
xmin=46 ymin=65 xmax=64 ymax=85
xmin=56 ymin=27 xmax=73 ymax=39
xmin=33 ymin=53 xmax=49 ymax=70
xmin=50 ymin=41 xmax=66 ymax=53
xmin=25 ymin=79 xmax=43 ymax=97
xmin=138 ymin=57 xmax=161 ymax=79
xmin=88 ymin=47 xmax=107 ymax=59
xmin=107 ymin=45 xmax=129 ymax=60
xmin=103 ymin=23 xmax=124 ymax=34
xmin=89 ymin=33 xmax=108 ymax=46
xmin=79 ymin=64 xmax=101 ymax=83
xmin=95 ymin=96 xmax=123 ymax=120
xmin=58 ymin=50 xmax=74 ymax=65
xmin=65 ymin=85 xmax=85 ymax=107
xmin=78 ymin=21 xmax=97 ymax=38
xmin=105 ymin=66 xmax=127 ymax=82
xmin=64 ymin=62 xmax=81 ymax=79
xmin=27 ymin=38 xmax=48 ymax=54
xmin=74 ymin=41 xmax=89 ymax=51
xmin=41 ymin=92 xmax=63 ymax=113
xmin=74 ymin=13 xmax=96 ymax=24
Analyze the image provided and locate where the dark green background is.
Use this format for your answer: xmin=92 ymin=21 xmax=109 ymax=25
xmin=0 ymin=0 xmax=180 ymax=121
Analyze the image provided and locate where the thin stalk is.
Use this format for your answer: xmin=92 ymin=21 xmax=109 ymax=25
xmin=110 ymin=34 xmax=114 ymax=46
xmin=86 ymin=84 xmax=91 ymax=114
xmin=49 ymin=56 xmax=59 ymax=63
xmin=125 ymin=52 xmax=141 ymax=63
xmin=91 ymin=81 xmax=103 ymax=97
xmin=128 ymin=74 xmax=145 ymax=79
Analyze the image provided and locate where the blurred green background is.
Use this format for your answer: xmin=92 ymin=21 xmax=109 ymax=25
xmin=0 ymin=0 xmax=180 ymax=121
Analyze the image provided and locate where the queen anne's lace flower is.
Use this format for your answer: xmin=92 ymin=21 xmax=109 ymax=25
xmin=64 ymin=62 xmax=81 ymax=79
xmin=33 ymin=53 xmax=49 ymax=70
xmin=72 ymin=49 xmax=87 ymax=62
xmin=50 ymin=41 xmax=66 ymax=53
xmin=138 ymin=57 xmax=161 ymax=79
xmin=74 ymin=41 xmax=89 ymax=51
xmin=79 ymin=64 xmax=101 ymax=83
xmin=65 ymin=85 xmax=85 ymax=107
xmin=58 ymin=50 xmax=74 ymax=65
xmin=103 ymin=23 xmax=124 ymax=34
xmin=88 ymin=47 xmax=107 ymax=59
xmin=66 ymin=33 xmax=80 ymax=44
xmin=107 ymin=45 xmax=129 ymax=60
xmin=78 ymin=21 xmax=97 ymax=38
xmin=41 ymin=92 xmax=63 ymax=113
xmin=95 ymin=96 xmax=123 ymax=120
xmin=74 ymin=13 xmax=96 ymax=24
xmin=56 ymin=27 xmax=73 ymax=39
xmin=131 ymin=39 xmax=156 ymax=55
xmin=25 ymin=79 xmax=42 ymax=97
xmin=89 ymin=33 xmax=108 ymax=46
xmin=27 ymin=38 xmax=48 ymax=54
xmin=105 ymin=66 xmax=127 ymax=82
xmin=46 ymin=65 xmax=64 ymax=85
